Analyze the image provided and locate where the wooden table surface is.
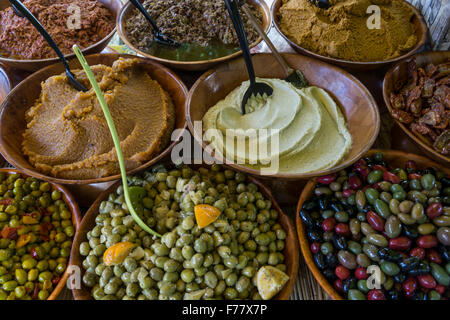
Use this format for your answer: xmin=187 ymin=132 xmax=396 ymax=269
xmin=0 ymin=0 xmax=448 ymax=300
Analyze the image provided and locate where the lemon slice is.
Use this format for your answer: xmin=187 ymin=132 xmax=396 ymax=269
xmin=103 ymin=242 xmax=136 ymax=266
xmin=255 ymin=266 xmax=289 ymax=300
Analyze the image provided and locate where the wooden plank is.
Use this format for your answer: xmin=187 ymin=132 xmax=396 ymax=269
xmin=406 ymin=0 xmax=449 ymax=50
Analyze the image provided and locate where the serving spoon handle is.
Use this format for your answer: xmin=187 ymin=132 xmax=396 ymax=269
xmin=9 ymin=0 xmax=87 ymax=92
xmin=128 ymin=0 xmax=179 ymax=47
xmin=241 ymin=3 xmax=292 ymax=76
xmin=224 ymin=0 xmax=256 ymax=86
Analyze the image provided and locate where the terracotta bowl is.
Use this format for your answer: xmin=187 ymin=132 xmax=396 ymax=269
xmin=0 ymin=53 xmax=188 ymax=187
xmin=186 ymin=53 xmax=380 ymax=180
xmin=296 ymin=149 xmax=450 ymax=300
xmin=116 ymin=0 xmax=271 ymax=71
xmin=70 ymin=164 xmax=299 ymax=300
xmin=0 ymin=0 xmax=122 ymax=72
xmin=271 ymin=0 xmax=428 ymax=71
xmin=0 ymin=168 xmax=81 ymax=300
xmin=383 ymin=51 xmax=450 ymax=166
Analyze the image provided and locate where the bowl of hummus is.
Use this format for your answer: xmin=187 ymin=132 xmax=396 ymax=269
xmin=186 ymin=53 xmax=380 ymax=179
xmin=0 ymin=54 xmax=188 ymax=188
xmin=271 ymin=0 xmax=428 ymax=71
xmin=0 ymin=0 xmax=122 ymax=72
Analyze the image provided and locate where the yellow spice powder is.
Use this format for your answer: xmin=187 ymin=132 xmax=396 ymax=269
xmin=279 ymin=0 xmax=418 ymax=62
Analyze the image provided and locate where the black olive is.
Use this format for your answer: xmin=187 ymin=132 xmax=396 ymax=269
xmin=325 ymin=252 xmax=338 ymax=269
xmin=399 ymin=256 xmax=420 ymax=272
xmin=314 ymin=252 xmax=326 ymax=270
xmin=361 ymin=206 xmax=372 ymax=214
xmin=423 ymin=167 xmax=437 ymax=176
xmin=307 ymin=229 xmax=322 ymax=242
xmin=378 ymin=248 xmax=403 ymax=263
xmin=400 ymin=180 xmax=410 ymax=191
xmin=330 ymin=201 xmax=343 ymax=212
xmin=318 ymin=196 xmax=330 ymax=210
xmin=378 ymin=160 xmax=388 ymax=167
xmin=443 ymin=196 xmax=450 ymax=206
xmin=386 ymin=290 xmax=401 ymax=300
xmin=342 ymin=277 xmax=357 ymax=293
xmin=408 ymin=261 xmax=430 ymax=276
xmin=299 ymin=209 xmax=315 ymax=228
xmin=437 ymin=245 xmax=449 ymax=262
xmin=364 ymin=157 xmax=374 ymax=167
xmin=403 ymin=226 xmax=419 ymax=240
xmin=393 ymin=273 xmax=406 ymax=283
xmin=440 ymin=177 xmax=450 ymax=188
xmin=332 ymin=234 xmax=347 ymax=250
xmin=322 ymin=268 xmax=336 ymax=281
xmin=303 ymin=200 xmax=318 ymax=211
xmin=412 ymin=291 xmax=427 ymax=300
xmin=343 ymin=204 xmax=357 ymax=217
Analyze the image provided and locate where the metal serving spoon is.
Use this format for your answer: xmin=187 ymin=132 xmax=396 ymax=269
xmin=129 ymin=0 xmax=179 ymax=47
xmin=224 ymin=0 xmax=273 ymax=115
xmin=241 ymin=2 xmax=308 ymax=88
xmin=9 ymin=0 xmax=87 ymax=92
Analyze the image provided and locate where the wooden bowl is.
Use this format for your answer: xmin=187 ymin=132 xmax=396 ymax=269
xmin=0 ymin=168 xmax=81 ymax=300
xmin=271 ymin=0 xmax=428 ymax=71
xmin=186 ymin=53 xmax=380 ymax=180
xmin=116 ymin=0 xmax=271 ymax=71
xmin=70 ymin=164 xmax=299 ymax=300
xmin=383 ymin=51 xmax=450 ymax=166
xmin=296 ymin=149 xmax=450 ymax=300
xmin=0 ymin=53 xmax=188 ymax=186
xmin=0 ymin=0 xmax=122 ymax=72
xmin=0 ymin=64 xmax=11 ymax=105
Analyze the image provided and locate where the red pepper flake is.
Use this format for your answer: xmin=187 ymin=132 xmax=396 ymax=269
xmin=39 ymin=222 xmax=53 ymax=235
xmin=51 ymin=275 xmax=61 ymax=286
xmin=38 ymin=207 xmax=51 ymax=217
xmin=30 ymin=247 xmax=39 ymax=259
xmin=0 ymin=198 xmax=13 ymax=205
xmin=31 ymin=283 xmax=40 ymax=300
xmin=40 ymin=234 xmax=50 ymax=242
xmin=1 ymin=226 xmax=18 ymax=240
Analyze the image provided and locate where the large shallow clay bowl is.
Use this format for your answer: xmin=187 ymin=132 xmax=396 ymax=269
xmin=0 ymin=0 xmax=122 ymax=72
xmin=70 ymin=164 xmax=299 ymax=300
xmin=0 ymin=168 xmax=81 ymax=299
xmin=0 ymin=53 xmax=188 ymax=187
xmin=117 ymin=0 xmax=271 ymax=71
xmin=271 ymin=0 xmax=428 ymax=71
xmin=383 ymin=51 xmax=450 ymax=166
xmin=296 ymin=149 xmax=450 ymax=300
xmin=187 ymin=53 xmax=380 ymax=180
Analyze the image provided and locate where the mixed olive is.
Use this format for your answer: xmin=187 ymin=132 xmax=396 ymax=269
xmin=301 ymin=152 xmax=450 ymax=300
xmin=0 ymin=172 xmax=75 ymax=300
xmin=79 ymin=164 xmax=289 ymax=300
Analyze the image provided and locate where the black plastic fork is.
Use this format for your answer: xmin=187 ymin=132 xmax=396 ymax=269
xmin=10 ymin=0 xmax=87 ymax=92
xmin=224 ymin=0 xmax=272 ymax=114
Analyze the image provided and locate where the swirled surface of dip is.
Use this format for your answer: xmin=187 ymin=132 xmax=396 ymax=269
xmin=202 ymin=78 xmax=352 ymax=174
xmin=22 ymin=58 xmax=175 ymax=179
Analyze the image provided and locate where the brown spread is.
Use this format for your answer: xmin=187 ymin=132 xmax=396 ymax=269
xmin=22 ymin=58 xmax=175 ymax=179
